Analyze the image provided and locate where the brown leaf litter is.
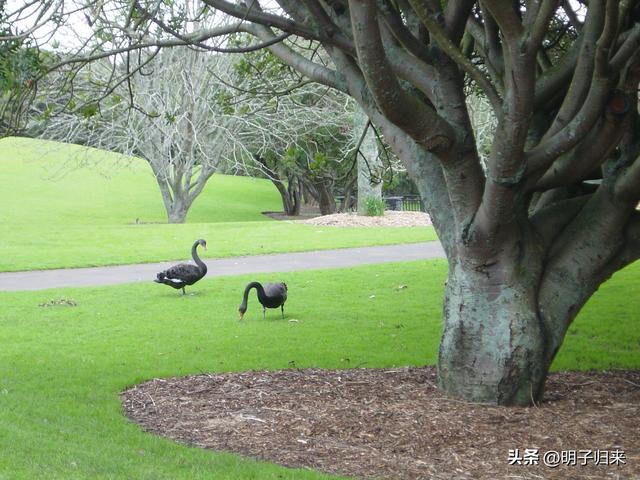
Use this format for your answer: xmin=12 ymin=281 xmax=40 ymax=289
xmin=121 ymin=367 xmax=639 ymax=479
xmin=38 ymin=298 xmax=77 ymax=307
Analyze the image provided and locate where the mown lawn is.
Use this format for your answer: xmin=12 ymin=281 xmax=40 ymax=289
xmin=0 ymin=260 xmax=638 ymax=479
xmin=0 ymin=137 xmax=436 ymax=272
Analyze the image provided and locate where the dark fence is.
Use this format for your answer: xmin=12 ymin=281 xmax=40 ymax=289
xmin=335 ymin=195 xmax=425 ymax=212
xmin=384 ymin=195 xmax=425 ymax=212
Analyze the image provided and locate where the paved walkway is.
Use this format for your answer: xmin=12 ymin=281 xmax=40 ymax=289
xmin=0 ymin=242 xmax=446 ymax=291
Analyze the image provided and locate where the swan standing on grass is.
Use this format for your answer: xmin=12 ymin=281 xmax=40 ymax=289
xmin=154 ymin=239 xmax=207 ymax=295
xmin=239 ymin=282 xmax=288 ymax=320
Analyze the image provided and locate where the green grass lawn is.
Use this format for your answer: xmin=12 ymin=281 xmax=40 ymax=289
xmin=0 ymin=137 xmax=436 ymax=272
xmin=0 ymin=259 xmax=638 ymax=479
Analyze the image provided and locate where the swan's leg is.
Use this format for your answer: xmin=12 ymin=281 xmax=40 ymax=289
xmin=281 ymin=304 xmax=284 ymax=319
xmin=262 ymin=306 xmax=266 ymax=320
xmin=181 ymin=287 xmax=186 ymax=295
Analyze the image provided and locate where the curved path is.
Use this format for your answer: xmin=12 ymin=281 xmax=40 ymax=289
xmin=0 ymin=242 xmax=445 ymax=292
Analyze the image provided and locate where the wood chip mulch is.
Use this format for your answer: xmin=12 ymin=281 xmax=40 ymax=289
xmin=121 ymin=367 xmax=639 ymax=480
xmin=300 ymin=211 xmax=432 ymax=227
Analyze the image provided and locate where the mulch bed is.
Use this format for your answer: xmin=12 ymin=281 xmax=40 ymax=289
xmin=121 ymin=367 xmax=639 ymax=479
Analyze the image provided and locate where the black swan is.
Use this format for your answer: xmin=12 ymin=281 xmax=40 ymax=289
xmin=154 ymin=239 xmax=207 ymax=295
xmin=239 ymin=282 xmax=288 ymax=320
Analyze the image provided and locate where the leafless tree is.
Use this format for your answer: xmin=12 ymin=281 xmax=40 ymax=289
xmin=36 ymin=48 xmax=236 ymax=223
xmin=6 ymin=0 xmax=640 ymax=405
xmin=24 ymin=6 xmax=358 ymax=220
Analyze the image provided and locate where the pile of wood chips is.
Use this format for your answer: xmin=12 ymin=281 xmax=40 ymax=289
xmin=300 ymin=211 xmax=432 ymax=227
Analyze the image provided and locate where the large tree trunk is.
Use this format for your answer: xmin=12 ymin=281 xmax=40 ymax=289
xmin=271 ymin=177 xmax=301 ymax=216
xmin=281 ymin=175 xmax=301 ymax=216
xmin=253 ymin=154 xmax=301 ymax=216
xmin=167 ymin=201 xmax=188 ymax=223
xmin=313 ymin=180 xmax=337 ymax=215
xmin=438 ymin=264 xmax=549 ymax=405
xmin=153 ymin=170 xmax=201 ymax=224
xmin=154 ymin=176 xmax=193 ymax=224
xmin=150 ymin=151 xmax=215 ymax=223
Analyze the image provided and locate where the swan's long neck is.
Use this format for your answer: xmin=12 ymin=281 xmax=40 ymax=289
xmin=191 ymin=241 xmax=207 ymax=274
xmin=240 ymin=281 xmax=265 ymax=310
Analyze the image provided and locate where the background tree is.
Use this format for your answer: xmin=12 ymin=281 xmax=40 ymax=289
xmin=5 ymin=0 xmax=640 ymax=405
xmin=35 ymin=47 xmax=236 ymax=223
xmin=354 ymin=106 xmax=383 ymax=215
xmin=218 ymin=41 xmax=357 ymax=215
xmin=0 ymin=6 xmax=43 ymax=137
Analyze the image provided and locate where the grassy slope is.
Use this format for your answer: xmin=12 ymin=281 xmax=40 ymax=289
xmin=0 ymin=260 xmax=638 ymax=479
xmin=1 ymin=137 xmax=279 ymax=225
xmin=0 ymin=137 xmax=436 ymax=271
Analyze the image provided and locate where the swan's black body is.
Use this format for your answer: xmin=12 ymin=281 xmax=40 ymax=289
xmin=154 ymin=239 xmax=207 ymax=294
xmin=239 ymin=281 xmax=287 ymax=320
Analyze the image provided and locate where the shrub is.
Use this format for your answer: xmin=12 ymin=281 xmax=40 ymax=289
xmin=365 ymin=195 xmax=385 ymax=216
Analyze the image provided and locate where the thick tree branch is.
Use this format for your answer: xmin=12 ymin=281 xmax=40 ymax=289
xmin=407 ymin=0 xmax=502 ymax=112
xmin=378 ymin=24 xmax=438 ymax=102
xmin=533 ymin=112 xmax=626 ymax=191
xmin=376 ymin=0 xmax=433 ymax=65
xmin=471 ymin=1 xmax=539 ymax=240
xmin=526 ymin=1 xmax=619 ymax=174
xmin=465 ymin=14 xmax=504 ymax=93
xmin=538 ymin=1 xmax=606 ymax=140
xmin=480 ymin=0 xmax=524 ymax=45
xmin=539 ymin=184 xmax=634 ymax=358
xmin=527 ymin=0 xmax=561 ymax=56
xmin=533 ymin=34 xmax=581 ymax=108
xmin=379 ymin=2 xmax=486 ymax=228
xmin=610 ymin=23 xmax=640 ymax=72
xmin=614 ymin=154 xmax=640 ymax=204
xmin=348 ymin=0 xmax=455 ymax=152
xmin=201 ymin=0 xmax=355 ymax=50
xmin=443 ymin=0 xmax=475 ymax=44
xmin=480 ymin=5 xmax=504 ymax=74
xmin=526 ymin=81 xmax=612 ymax=173
xmin=530 ymin=195 xmax=591 ymax=250
xmin=299 ymin=0 xmax=355 ymax=53
xmin=244 ymin=23 xmax=344 ymax=91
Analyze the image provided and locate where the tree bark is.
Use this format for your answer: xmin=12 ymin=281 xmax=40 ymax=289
xmin=438 ymin=264 xmax=549 ymax=405
xmin=253 ymin=154 xmax=302 ymax=216
xmin=354 ymin=107 xmax=383 ymax=215
xmin=287 ymin=176 xmax=302 ymax=216
xmin=280 ymin=175 xmax=301 ymax=216
xmin=167 ymin=203 xmax=188 ymax=223
xmin=313 ymin=180 xmax=337 ymax=215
